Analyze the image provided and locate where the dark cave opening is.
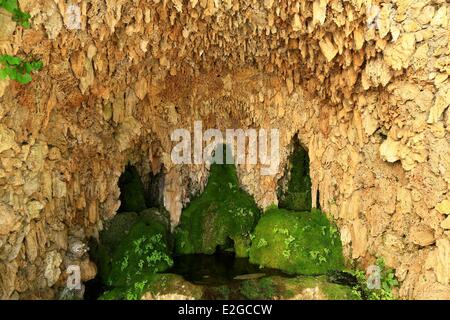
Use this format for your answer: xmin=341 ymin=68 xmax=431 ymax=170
xmin=83 ymin=156 xmax=358 ymax=300
xmin=277 ymin=136 xmax=313 ymax=212
xmin=85 ymin=164 xmax=169 ymax=300
xmin=118 ymin=164 xmax=167 ymax=212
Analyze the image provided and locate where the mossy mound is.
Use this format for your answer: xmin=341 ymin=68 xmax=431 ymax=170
xmin=99 ymin=274 xmax=203 ymax=300
xmin=278 ymin=142 xmax=312 ymax=211
xmin=174 ymin=155 xmax=260 ymax=257
xmin=106 ymin=221 xmax=173 ymax=287
xmin=235 ymin=275 xmax=359 ymax=300
xmin=99 ymin=273 xmax=358 ymax=300
xmin=249 ymin=207 xmax=344 ymax=275
xmin=92 ymin=208 xmax=173 ymax=289
xmin=118 ymin=165 xmax=147 ymax=212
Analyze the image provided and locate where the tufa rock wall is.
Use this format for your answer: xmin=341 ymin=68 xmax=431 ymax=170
xmin=0 ymin=0 xmax=449 ymax=299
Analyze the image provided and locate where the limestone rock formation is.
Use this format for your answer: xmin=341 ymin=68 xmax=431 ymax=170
xmin=0 ymin=0 xmax=449 ymax=300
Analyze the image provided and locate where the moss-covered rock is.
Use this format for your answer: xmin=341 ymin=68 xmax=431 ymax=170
xmin=118 ymin=165 xmax=147 ymax=212
xmin=99 ymin=274 xmax=203 ymax=300
xmin=174 ymin=151 xmax=260 ymax=257
xmin=140 ymin=274 xmax=204 ymax=300
xmin=249 ymin=207 xmax=344 ymax=275
xmin=235 ymin=275 xmax=359 ymax=300
xmin=99 ymin=273 xmax=358 ymax=300
xmin=193 ymin=275 xmax=359 ymax=300
xmin=278 ymin=141 xmax=312 ymax=211
xmin=92 ymin=208 xmax=173 ymax=290
xmin=107 ymin=222 xmax=173 ymax=287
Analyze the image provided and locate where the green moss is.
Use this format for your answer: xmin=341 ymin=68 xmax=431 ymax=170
xmin=175 ymin=146 xmax=260 ymax=256
xmin=92 ymin=208 xmax=173 ymax=295
xmin=118 ymin=165 xmax=147 ymax=213
xmin=107 ymin=222 xmax=173 ymax=287
xmin=211 ymin=285 xmax=231 ymax=300
xmin=233 ymin=236 xmax=252 ymax=258
xmin=98 ymin=287 xmax=128 ymax=300
xmin=100 ymin=274 xmax=359 ymax=300
xmin=350 ymin=258 xmax=399 ymax=300
xmin=99 ymin=274 xmax=203 ymax=300
xmin=281 ymin=275 xmax=359 ymax=299
xmin=278 ymin=141 xmax=312 ymax=211
xmin=235 ymin=275 xmax=358 ymax=300
xmin=274 ymin=275 xmax=359 ymax=300
xmin=249 ymin=207 xmax=344 ymax=275
xmin=320 ymin=280 xmax=361 ymax=300
xmin=92 ymin=212 xmax=141 ymax=283
xmin=143 ymin=273 xmax=204 ymax=299
xmin=240 ymin=277 xmax=277 ymax=299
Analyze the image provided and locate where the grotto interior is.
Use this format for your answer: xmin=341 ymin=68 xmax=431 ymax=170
xmin=85 ymin=143 xmax=361 ymax=300
xmin=0 ymin=0 xmax=449 ymax=300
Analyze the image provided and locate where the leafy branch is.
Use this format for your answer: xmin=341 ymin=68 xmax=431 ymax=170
xmin=350 ymin=257 xmax=399 ymax=300
xmin=0 ymin=0 xmax=31 ymax=28
xmin=0 ymin=2 xmax=39 ymax=84
xmin=0 ymin=55 xmax=43 ymax=84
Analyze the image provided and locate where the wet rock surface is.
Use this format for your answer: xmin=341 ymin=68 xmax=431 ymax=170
xmin=88 ymin=159 xmax=357 ymax=300
xmin=174 ymin=146 xmax=260 ymax=257
xmin=249 ymin=208 xmax=345 ymax=275
xmin=0 ymin=0 xmax=449 ymax=299
xmin=98 ymin=265 xmax=359 ymax=300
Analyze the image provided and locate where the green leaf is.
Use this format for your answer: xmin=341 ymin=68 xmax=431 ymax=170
xmin=0 ymin=68 xmax=8 ymax=79
xmin=24 ymin=62 xmax=33 ymax=73
xmin=6 ymin=69 xmax=18 ymax=80
xmin=0 ymin=55 xmax=42 ymax=84
xmin=12 ymin=9 xmax=31 ymax=28
xmin=15 ymin=72 xmax=32 ymax=84
xmin=7 ymin=56 xmax=21 ymax=65
xmin=20 ymin=20 xmax=30 ymax=28
xmin=31 ymin=60 xmax=43 ymax=71
xmin=0 ymin=0 xmax=18 ymax=13
xmin=3 ymin=55 xmax=21 ymax=65
xmin=0 ymin=1 xmax=31 ymax=29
